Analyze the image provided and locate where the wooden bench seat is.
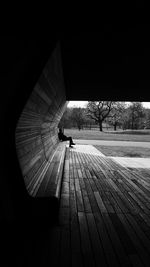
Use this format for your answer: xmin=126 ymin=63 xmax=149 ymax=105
xmin=26 ymin=141 xmax=67 ymax=200
xmin=14 ymin=141 xmax=67 ymax=224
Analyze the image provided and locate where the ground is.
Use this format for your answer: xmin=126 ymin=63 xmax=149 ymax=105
xmin=64 ymin=129 xmax=150 ymax=158
xmin=64 ymin=129 xmax=150 ymax=142
xmin=94 ymin=145 xmax=150 ymax=158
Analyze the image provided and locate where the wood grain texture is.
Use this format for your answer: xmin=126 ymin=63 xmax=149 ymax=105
xmin=15 ymin=44 xmax=67 ymax=197
xmin=56 ymin=147 xmax=150 ymax=266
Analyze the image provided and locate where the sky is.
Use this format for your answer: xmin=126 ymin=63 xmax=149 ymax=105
xmin=67 ymin=101 xmax=150 ymax=109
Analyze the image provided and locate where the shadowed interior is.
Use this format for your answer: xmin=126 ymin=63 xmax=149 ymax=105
xmin=1 ymin=31 xmax=150 ymax=266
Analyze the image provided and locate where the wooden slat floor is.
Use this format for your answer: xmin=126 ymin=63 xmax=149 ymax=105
xmin=51 ymin=147 xmax=150 ymax=267
xmin=23 ymin=147 xmax=150 ymax=267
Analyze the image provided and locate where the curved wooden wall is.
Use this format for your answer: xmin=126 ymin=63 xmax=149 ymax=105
xmin=15 ymin=44 xmax=67 ymax=195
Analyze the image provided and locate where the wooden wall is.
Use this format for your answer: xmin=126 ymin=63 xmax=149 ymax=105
xmin=15 ymin=44 xmax=67 ymax=196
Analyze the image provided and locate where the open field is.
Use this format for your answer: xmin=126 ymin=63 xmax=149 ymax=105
xmin=94 ymin=145 xmax=150 ymax=158
xmin=64 ymin=128 xmax=150 ymax=142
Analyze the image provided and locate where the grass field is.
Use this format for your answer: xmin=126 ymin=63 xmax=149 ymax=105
xmin=94 ymin=145 xmax=150 ymax=158
xmin=64 ymin=128 xmax=150 ymax=142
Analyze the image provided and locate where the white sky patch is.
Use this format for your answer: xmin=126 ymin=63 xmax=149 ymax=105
xmin=67 ymin=101 xmax=150 ymax=109
xmin=67 ymin=101 xmax=88 ymax=108
xmin=143 ymin=102 xmax=150 ymax=108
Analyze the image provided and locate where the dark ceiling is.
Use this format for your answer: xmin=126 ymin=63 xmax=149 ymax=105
xmin=1 ymin=28 xmax=150 ymax=120
xmin=60 ymin=28 xmax=150 ymax=101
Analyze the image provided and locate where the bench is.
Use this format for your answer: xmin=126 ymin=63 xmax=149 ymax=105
xmin=29 ymin=141 xmax=67 ymax=197
xmin=22 ymin=141 xmax=67 ymax=221
xmin=36 ymin=141 xmax=67 ymax=198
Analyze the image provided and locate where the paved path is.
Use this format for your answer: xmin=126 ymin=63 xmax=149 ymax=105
xmin=67 ymin=144 xmax=105 ymax=156
xmin=74 ymin=139 xmax=150 ymax=148
xmin=111 ymin=156 xmax=150 ymax=169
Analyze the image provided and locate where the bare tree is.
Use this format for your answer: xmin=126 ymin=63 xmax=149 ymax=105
xmin=86 ymin=101 xmax=115 ymax=131
xmin=58 ymin=107 xmax=73 ymax=129
xmin=144 ymin=108 xmax=150 ymax=129
xmin=71 ymin=107 xmax=85 ymax=130
xmin=108 ymin=102 xmax=126 ymax=131
xmin=128 ymin=102 xmax=145 ymax=129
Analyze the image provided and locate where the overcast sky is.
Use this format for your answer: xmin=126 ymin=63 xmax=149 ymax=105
xmin=67 ymin=101 xmax=150 ymax=109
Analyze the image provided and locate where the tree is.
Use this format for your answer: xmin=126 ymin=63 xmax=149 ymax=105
xmin=121 ymin=107 xmax=131 ymax=130
xmin=108 ymin=102 xmax=126 ymax=131
xmin=128 ymin=102 xmax=145 ymax=129
xmin=143 ymin=108 xmax=150 ymax=129
xmin=71 ymin=107 xmax=85 ymax=130
xmin=58 ymin=107 xmax=73 ymax=129
xmin=83 ymin=116 xmax=94 ymax=130
xmin=86 ymin=101 xmax=115 ymax=131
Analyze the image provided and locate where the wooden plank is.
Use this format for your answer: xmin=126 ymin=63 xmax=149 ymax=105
xmin=110 ymin=191 xmax=129 ymax=214
xmin=78 ymin=212 xmax=95 ymax=267
xmin=71 ymin=151 xmax=79 ymax=179
xmin=94 ymin=212 xmax=120 ymax=267
xmin=94 ymin=191 xmax=108 ymax=213
xmin=77 ymin=152 xmax=88 ymax=178
xmin=61 ymin=181 xmax=69 ymax=195
xmin=131 ymin=170 xmax=150 ymax=189
xmin=117 ymin=213 xmax=150 ymax=267
xmin=76 ymin=190 xmax=84 ymax=212
xmin=60 ymin=226 xmax=71 ymax=267
xmin=109 ymin=191 xmax=123 ymax=213
xmin=86 ymin=213 xmax=107 ymax=267
xmin=128 ymin=254 xmax=143 ymax=267
xmin=70 ymin=214 xmax=84 ymax=267
xmin=132 ymin=213 xmax=150 ymax=237
xmin=70 ymin=190 xmax=77 ymax=218
xmin=100 ymin=191 xmax=115 ymax=214
xmin=62 ymin=159 xmax=69 ymax=182
xmin=120 ymin=170 xmax=150 ymax=202
xmin=109 ymin=213 xmax=137 ymax=255
xmin=118 ymin=170 xmax=150 ymax=213
xmin=74 ymin=179 xmax=85 ymax=212
xmin=125 ymin=213 xmax=150 ymax=254
xmin=101 ymin=212 xmax=131 ymax=267
xmin=74 ymin=179 xmax=81 ymax=192
xmin=69 ymin=165 xmax=74 ymax=180
xmin=123 ymin=191 xmax=141 ymax=214
xmin=79 ymin=179 xmax=92 ymax=213
xmin=93 ymin=176 xmax=104 ymax=192
xmin=84 ymin=179 xmax=99 ymax=213
xmin=60 ymin=193 xmax=69 ymax=208
xmin=128 ymin=191 xmax=150 ymax=214
xmin=59 ymin=207 xmax=70 ymax=226
xmin=69 ymin=178 xmax=77 ymax=218
xmin=139 ymin=212 xmax=150 ymax=228
xmin=113 ymin=184 xmax=137 ymax=214
xmin=88 ymin=178 xmax=98 ymax=192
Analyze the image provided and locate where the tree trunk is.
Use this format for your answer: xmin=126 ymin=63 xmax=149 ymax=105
xmin=99 ymin=122 xmax=103 ymax=131
xmin=131 ymin=121 xmax=134 ymax=129
xmin=77 ymin=124 xmax=81 ymax=130
xmin=131 ymin=115 xmax=134 ymax=129
xmin=114 ymin=123 xmax=117 ymax=131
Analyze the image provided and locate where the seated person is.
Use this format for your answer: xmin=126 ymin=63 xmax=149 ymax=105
xmin=58 ymin=128 xmax=75 ymax=148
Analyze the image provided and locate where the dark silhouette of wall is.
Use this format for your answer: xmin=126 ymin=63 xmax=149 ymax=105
xmin=0 ymin=37 xmax=60 ymax=224
xmin=15 ymin=44 xmax=67 ymax=196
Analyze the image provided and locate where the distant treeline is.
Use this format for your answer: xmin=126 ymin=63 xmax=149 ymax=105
xmin=59 ymin=102 xmax=150 ymax=131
